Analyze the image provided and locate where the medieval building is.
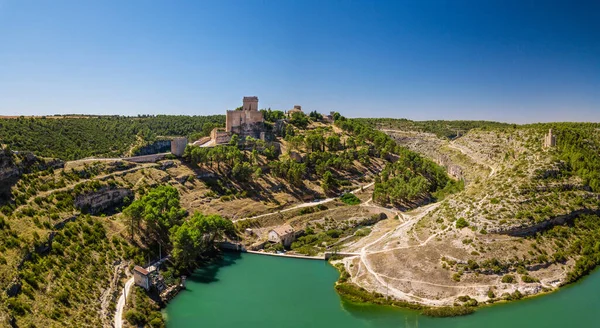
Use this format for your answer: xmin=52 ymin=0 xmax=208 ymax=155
xmin=225 ymin=96 xmax=264 ymax=138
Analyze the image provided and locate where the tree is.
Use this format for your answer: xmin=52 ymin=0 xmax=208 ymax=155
xmin=229 ymin=134 xmax=239 ymax=147
xmin=309 ymin=111 xmax=323 ymax=121
xmin=290 ymin=112 xmax=309 ymax=129
xmin=170 ymin=213 xmax=235 ymax=268
xmin=122 ymin=185 xmax=186 ymax=242
xmin=322 ymin=171 xmax=336 ymax=194
xmin=326 ymin=135 xmax=341 ymax=151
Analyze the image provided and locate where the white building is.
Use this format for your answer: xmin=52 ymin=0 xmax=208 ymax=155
xmin=268 ymin=224 xmax=295 ymax=247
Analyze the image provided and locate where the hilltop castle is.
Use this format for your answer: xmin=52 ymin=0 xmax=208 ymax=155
xmin=208 ymin=96 xmax=266 ymax=145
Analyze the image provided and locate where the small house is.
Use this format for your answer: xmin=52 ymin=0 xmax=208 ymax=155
xmin=268 ymin=224 xmax=295 ymax=247
xmin=133 ymin=266 xmax=150 ymax=290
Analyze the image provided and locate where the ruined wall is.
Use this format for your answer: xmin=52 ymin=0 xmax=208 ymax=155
xmin=211 ymin=128 xmax=232 ymax=144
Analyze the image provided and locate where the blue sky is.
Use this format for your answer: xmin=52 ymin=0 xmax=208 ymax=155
xmin=0 ymin=0 xmax=598 ymax=123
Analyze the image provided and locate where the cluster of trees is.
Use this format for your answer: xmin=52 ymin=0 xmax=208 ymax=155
xmin=184 ymin=138 xmax=276 ymax=181
xmin=123 ymin=185 xmax=235 ymax=269
xmin=0 ymin=115 xmax=224 ymax=160
xmin=549 ymin=124 xmax=600 ymax=192
xmin=123 ymin=185 xmax=187 ymax=242
xmin=170 ymin=213 xmax=235 ymax=268
xmin=335 ymin=117 xmax=462 ymax=206
xmin=289 ymin=111 xmax=309 ymax=128
xmin=260 ymin=108 xmax=285 ymax=122
xmin=374 ymin=148 xmax=461 ymax=206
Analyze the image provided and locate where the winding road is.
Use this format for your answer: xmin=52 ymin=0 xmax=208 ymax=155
xmin=114 ymin=277 xmax=134 ymax=328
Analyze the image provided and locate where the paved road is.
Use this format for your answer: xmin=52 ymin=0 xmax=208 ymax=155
xmin=114 ymin=277 xmax=134 ymax=328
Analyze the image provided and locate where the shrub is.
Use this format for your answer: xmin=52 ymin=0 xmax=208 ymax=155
xmin=521 ymin=275 xmax=539 ymax=283
xmin=340 ymin=193 xmax=361 ymax=205
xmin=501 ymin=274 xmax=515 ymax=283
xmin=125 ymin=310 xmax=145 ymax=325
xmin=456 ymin=218 xmax=469 ymax=229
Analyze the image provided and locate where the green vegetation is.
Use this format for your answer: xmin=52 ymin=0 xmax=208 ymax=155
xmin=340 ymin=193 xmax=360 ymax=205
xmin=170 ymin=213 xmax=235 ymax=268
xmin=0 ymin=115 xmax=224 ymax=160
xmin=335 ymin=117 xmax=462 ymax=207
xmin=123 ymin=185 xmax=187 ymax=243
xmin=456 ymin=218 xmax=469 ymax=229
xmin=125 ymin=286 xmax=165 ymax=327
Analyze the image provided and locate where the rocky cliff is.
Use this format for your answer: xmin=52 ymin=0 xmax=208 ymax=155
xmin=74 ymin=187 xmax=133 ymax=214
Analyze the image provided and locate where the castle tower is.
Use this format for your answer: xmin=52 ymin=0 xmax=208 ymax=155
xmin=242 ymin=96 xmax=259 ymax=111
xmin=170 ymin=137 xmax=188 ymax=157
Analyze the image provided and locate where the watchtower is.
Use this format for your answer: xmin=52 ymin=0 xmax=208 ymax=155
xmin=243 ymin=96 xmax=259 ymax=111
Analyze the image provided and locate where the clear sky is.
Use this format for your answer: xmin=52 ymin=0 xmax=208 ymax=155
xmin=0 ymin=0 xmax=598 ymax=123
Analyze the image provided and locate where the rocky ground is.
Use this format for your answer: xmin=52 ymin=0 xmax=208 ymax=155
xmin=337 ymin=127 xmax=596 ymax=307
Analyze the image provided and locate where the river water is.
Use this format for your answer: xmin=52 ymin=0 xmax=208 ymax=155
xmin=164 ymin=252 xmax=600 ymax=328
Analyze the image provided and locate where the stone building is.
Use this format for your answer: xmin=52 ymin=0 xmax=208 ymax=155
xmin=543 ymin=129 xmax=556 ymax=148
xmin=133 ymin=266 xmax=150 ymax=290
xmin=170 ymin=137 xmax=188 ymax=157
xmin=225 ymin=96 xmax=264 ymax=138
xmin=268 ymin=224 xmax=295 ymax=247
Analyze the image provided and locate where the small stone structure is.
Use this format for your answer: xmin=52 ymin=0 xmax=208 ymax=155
xmin=324 ymin=111 xmax=335 ymax=122
xmin=170 ymin=137 xmax=188 ymax=157
xmin=268 ymin=224 xmax=295 ymax=247
xmin=133 ymin=266 xmax=150 ymax=290
xmin=287 ymin=105 xmax=303 ymax=118
xmin=543 ymin=129 xmax=556 ymax=148
xmin=210 ymin=128 xmax=232 ymax=144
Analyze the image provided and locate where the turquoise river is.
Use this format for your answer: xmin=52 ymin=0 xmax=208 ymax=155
xmin=164 ymin=252 xmax=600 ymax=328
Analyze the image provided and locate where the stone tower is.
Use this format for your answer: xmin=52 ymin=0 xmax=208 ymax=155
xmin=170 ymin=137 xmax=188 ymax=157
xmin=543 ymin=129 xmax=556 ymax=148
xmin=242 ymin=96 xmax=259 ymax=111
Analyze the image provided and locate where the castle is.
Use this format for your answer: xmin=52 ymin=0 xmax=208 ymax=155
xmin=226 ymin=96 xmax=264 ymax=137
xmin=209 ymin=96 xmax=266 ymax=145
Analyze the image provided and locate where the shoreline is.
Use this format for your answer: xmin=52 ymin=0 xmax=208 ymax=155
xmin=159 ymin=250 xmax=600 ymax=321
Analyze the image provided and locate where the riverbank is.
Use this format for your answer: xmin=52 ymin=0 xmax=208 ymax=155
xmin=164 ymin=251 xmax=600 ymax=328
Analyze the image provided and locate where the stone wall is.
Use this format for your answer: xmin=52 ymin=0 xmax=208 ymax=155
xmin=211 ymin=128 xmax=232 ymax=144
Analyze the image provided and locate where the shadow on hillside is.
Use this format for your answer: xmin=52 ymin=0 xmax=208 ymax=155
xmin=187 ymin=251 xmax=242 ymax=284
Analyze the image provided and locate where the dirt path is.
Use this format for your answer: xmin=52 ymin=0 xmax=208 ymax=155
xmin=100 ymin=262 xmax=128 ymax=328
xmin=233 ymin=182 xmax=375 ymax=223
xmin=114 ymin=277 xmax=134 ymax=328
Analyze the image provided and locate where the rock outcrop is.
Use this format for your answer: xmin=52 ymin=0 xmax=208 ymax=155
xmin=74 ymin=187 xmax=133 ymax=214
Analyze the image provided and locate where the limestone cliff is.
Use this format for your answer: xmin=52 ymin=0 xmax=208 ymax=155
xmin=74 ymin=187 xmax=133 ymax=214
